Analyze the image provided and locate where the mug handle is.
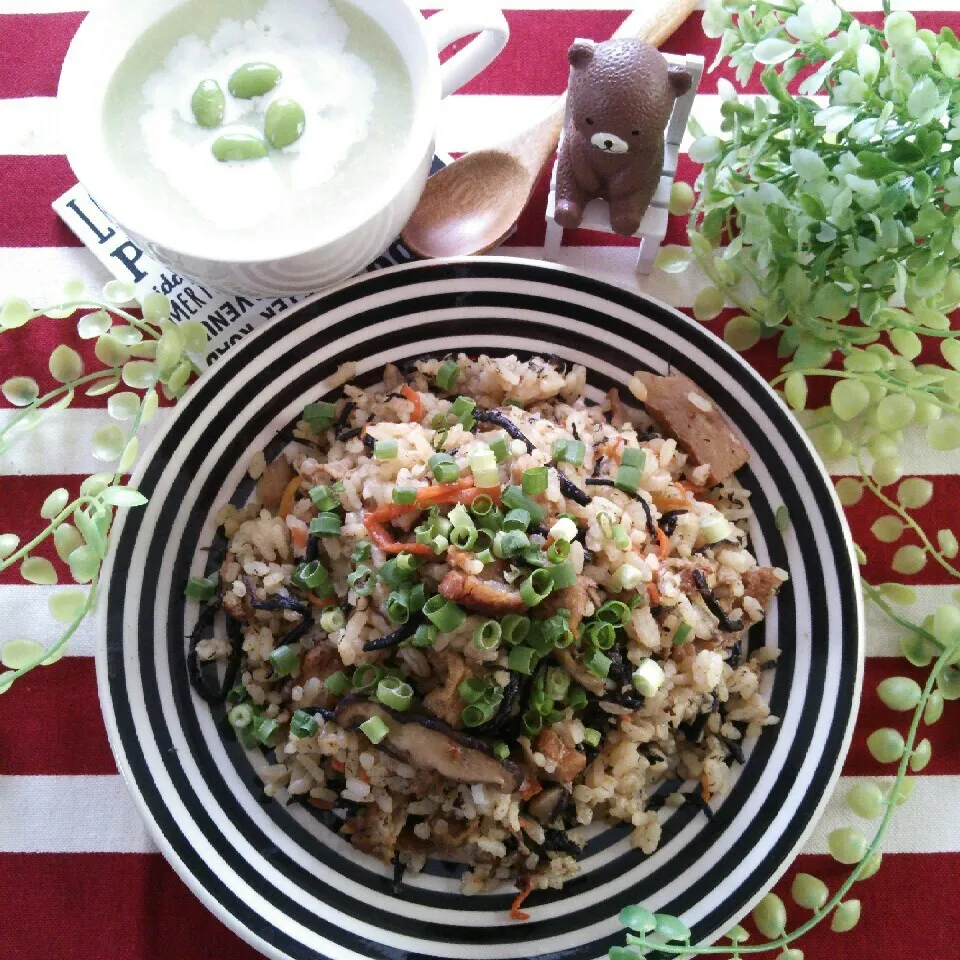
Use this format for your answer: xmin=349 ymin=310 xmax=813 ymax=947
xmin=423 ymin=3 xmax=510 ymax=99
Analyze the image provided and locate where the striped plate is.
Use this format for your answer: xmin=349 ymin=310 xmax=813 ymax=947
xmin=98 ymin=258 xmax=863 ymax=960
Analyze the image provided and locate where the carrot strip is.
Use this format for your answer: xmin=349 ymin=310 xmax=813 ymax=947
xmin=656 ymin=527 xmax=671 ymax=561
xmin=363 ymin=517 xmax=434 ymax=556
xmin=400 ymin=384 xmax=423 ymax=422
xmin=675 ymin=479 xmax=708 ymax=496
xmin=652 ymin=492 xmax=691 ymax=512
xmin=510 ymin=877 xmax=534 ymax=921
xmin=290 ymin=524 xmax=309 ymax=551
xmin=308 ymin=593 xmax=338 ymax=609
xmin=330 ymin=758 xmax=345 ymax=772
xmin=648 ymin=582 xmax=661 ymax=605
xmin=415 ymin=477 xmax=474 ymax=505
xmin=700 ymin=772 xmax=712 ymax=803
xmin=278 ymin=474 xmax=302 ymax=520
xmin=364 ymin=503 xmax=419 ymax=524
xmin=460 ymin=485 xmax=501 ymax=507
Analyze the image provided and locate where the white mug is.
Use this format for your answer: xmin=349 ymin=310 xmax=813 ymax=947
xmin=58 ymin=0 xmax=509 ymax=297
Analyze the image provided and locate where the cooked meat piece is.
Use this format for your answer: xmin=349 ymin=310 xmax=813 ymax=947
xmin=256 ymin=455 xmax=294 ymax=510
xmin=742 ymin=566 xmax=786 ymax=609
xmin=334 ymin=698 xmax=523 ymax=792
xmin=527 ymin=785 xmax=571 ymax=824
xmin=344 ymin=803 xmax=405 ymax=863
xmin=607 ymin=386 xmax=626 ymax=428
xmin=438 ymin=570 xmax=528 ymax=615
xmin=537 ymin=728 xmax=587 ymax=783
xmin=635 ymin=371 xmax=749 ymax=484
xmin=534 ymin=575 xmax=591 ymax=637
xmin=423 ymin=651 xmax=472 ymax=729
xmin=556 ymin=648 xmax=606 ymax=697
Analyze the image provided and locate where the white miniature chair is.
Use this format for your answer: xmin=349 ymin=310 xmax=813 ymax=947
xmin=543 ymin=51 xmax=704 ymax=276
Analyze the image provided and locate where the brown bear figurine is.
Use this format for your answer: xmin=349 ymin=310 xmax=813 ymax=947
xmin=555 ymin=39 xmax=692 ymax=237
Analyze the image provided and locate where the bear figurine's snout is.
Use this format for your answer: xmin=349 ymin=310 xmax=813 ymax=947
xmin=590 ymin=131 xmax=629 ymax=154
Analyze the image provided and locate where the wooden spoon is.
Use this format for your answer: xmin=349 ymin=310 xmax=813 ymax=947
xmin=401 ymin=0 xmax=699 ymax=259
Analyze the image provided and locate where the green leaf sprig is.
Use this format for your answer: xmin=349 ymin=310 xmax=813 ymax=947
xmin=0 ymin=281 xmax=207 ymax=690
xmin=616 ymin=0 xmax=960 ymax=955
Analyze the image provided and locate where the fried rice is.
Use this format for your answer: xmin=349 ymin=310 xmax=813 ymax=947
xmin=190 ymin=354 xmax=787 ymax=907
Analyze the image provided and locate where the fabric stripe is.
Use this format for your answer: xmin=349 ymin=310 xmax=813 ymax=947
xmin=2 ymin=773 xmax=954 ymax=856
xmin=0 ymin=13 xmax=83 ymax=98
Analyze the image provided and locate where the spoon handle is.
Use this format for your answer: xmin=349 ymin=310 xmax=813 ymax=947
xmin=613 ymin=0 xmax=701 ymax=46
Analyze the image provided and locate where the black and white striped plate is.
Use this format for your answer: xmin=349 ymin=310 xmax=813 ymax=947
xmin=98 ymin=258 xmax=863 ymax=960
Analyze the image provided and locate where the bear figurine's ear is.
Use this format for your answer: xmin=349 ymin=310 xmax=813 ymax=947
xmin=668 ymin=64 xmax=693 ymax=97
xmin=568 ymin=41 xmax=595 ymax=70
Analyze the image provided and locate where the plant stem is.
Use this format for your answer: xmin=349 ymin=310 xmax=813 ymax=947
xmin=0 ymin=369 xmax=122 ymax=438
xmin=0 ymin=496 xmax=95 ymax=571
xmin=861 ymin=580 xmax=944 ymax=651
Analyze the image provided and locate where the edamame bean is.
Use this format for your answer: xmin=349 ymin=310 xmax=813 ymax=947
xmin=190 ymin=79 xmax=225 ymax=129
xmin=264 ymin=98 xmax=306 ymax=148
xmin=211 ymin=133 xmax=268 ymax=162
xmin=227 ymin=61 xmax=281 ymax=99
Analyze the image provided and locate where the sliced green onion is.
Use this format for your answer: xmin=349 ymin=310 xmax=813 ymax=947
xmin=546 ymin=540 xmax=571 ymax=564
xmin=423 ymin=595 xmax=467 ymax=632
xmin=458 ymin=677 xmax=489 ymax=704
xmin=347 ymin=564 xmax=374 ymax=596
xmin=530 ymin=688 xmax=554 ymax=715
xmin=501 ymin=614 xmax=530 ymax=646
xmin=775 ymin=505 xmax=791 ymax=531
xmin=324 ymin=671 xmax=351 ymax=696
xmin=374 ymin=439 xmax=398 ymax=460
xmin=433 ymin=429 xmax=449 ymax=451
xmin=392 ymin=486 xmax=417 ymax=505
xmin=433 ymin=461 xmax=460 ymax=483
xmin=632 ymin=658 xmax=666 ymax=696
xmin=493 ymin=741 xmax=511 ymax=760
xmin=503 ymin=507 xmax=535 ymax=533
xmin=473 ymin=619 xmax=502 ymax=650
xmin=521 ymin=467 xmax=548 ymax=496
xmin=615 ymin=464 xmax=642 ymax=494
xmin=269 ymin=644 xmax=300 ymax=677
xmin=428 ymin=534 xmax=449 ymax=555
xmin=359 ymin=715 xmax=390 ymax=744
xmin=508 ymin=645 xmax=539 ymax=674
xmin=490 ymin=435 xmax=510 ymax=462
xmin=700 ymin=514 xmax=732 ymax=545
xmin=520 ymin=567 xmax=554 ymax=606
xmin=396 ymin=552 xmax=420 ymax=575
xmin=548 ymin=560 xmax=576 ymax=589
xmin=228 ymin=703 xmax=253 ymax=729
xmin=428 ymin=451 xmax=455 ymax=472
xmin=621 ymin=447 xmax=647 ymax=470
xmin=611 ymin=563 xmax=644 ymax=592
xmin=186 ymin=576 xmax=217 ymax=602
xmin=352 ymin=541 xmax=372 ymax=563
xmin=436 ymin=361 xmax=460 ymax=392
xmin=611 ymin=524 xmax=631 ymax=550
xmin=673 ymin=622 xmax=692 ymax=646
xmin=387 ymin=589 xmax=410 ymax=624
xmin=522 ymin=709 xmax=543 ymax=737
xmin=598 ymin=600 xmax=631 ymax=625
xmin=377 ymin=677 xmax=414 ymax=711
xmin=544 ymin=666 xmax=571 ymax=701
xmin=503 ymin=485 xmax=547 ymax=523
xmin=552 ymin=438 xmax=586 ymax=466
xmin=408 ymin=583 xmax=428 ymax=612
xmin=583 ymin=727 xmax=602 ymax=748
xmin=303 ymin=400 xmax=337 ymax=431
xmin=352 ymin=664 xmax=382 ymax=692
xmin=320 ymin=606 xmax=346 ymax=632
xmin=584 ymin=650 xmax=612 ymax=678
xmin=309 ymin=512 xmax=342 ymax=537
xmin=309 ymin=484 xmax=340 ymax=511
xmin=598 ymin=512 xmax=614 ymax=538
xmin=448 ymin=526 xmax=475 ymax=549
xmin=549 ymin=517 xmax=578 ymax=542
xmin=567 ymin=685 xmax=588 ymax=712
xmin=430 ymin=411 xmax=449 ymax=429
xmin=290 ymin=709 xmax=320 ymax=739
xmin=583 ymin=620 xmax=616 ymax=650
xmin=448 ymin=503 xmax=473 ymax=530
xmin=468 ymin=447 xmax=498 ymax=486
xmin=469 ymin=494 xmax=494 ymax=517
xmin=253 ymin=715 xmax=282 ymax=747
xmin=411 ymin=623 xmax=437 ymax=647
xmin=451 ymin=396 xmax=476 ymax=418
xmin=494 ymin=529 xmax=530 ymax=559
xmin=476 ymin=505 xmax=505 ymax=533
xmin=291 ymin=559 xmax=330 ymax=590
xmin=462 ymin=701 xmax=496 ymax=727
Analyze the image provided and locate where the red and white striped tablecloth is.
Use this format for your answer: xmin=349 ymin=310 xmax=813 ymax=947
xmin=1 ymin=2 xmax=958 ymax=958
